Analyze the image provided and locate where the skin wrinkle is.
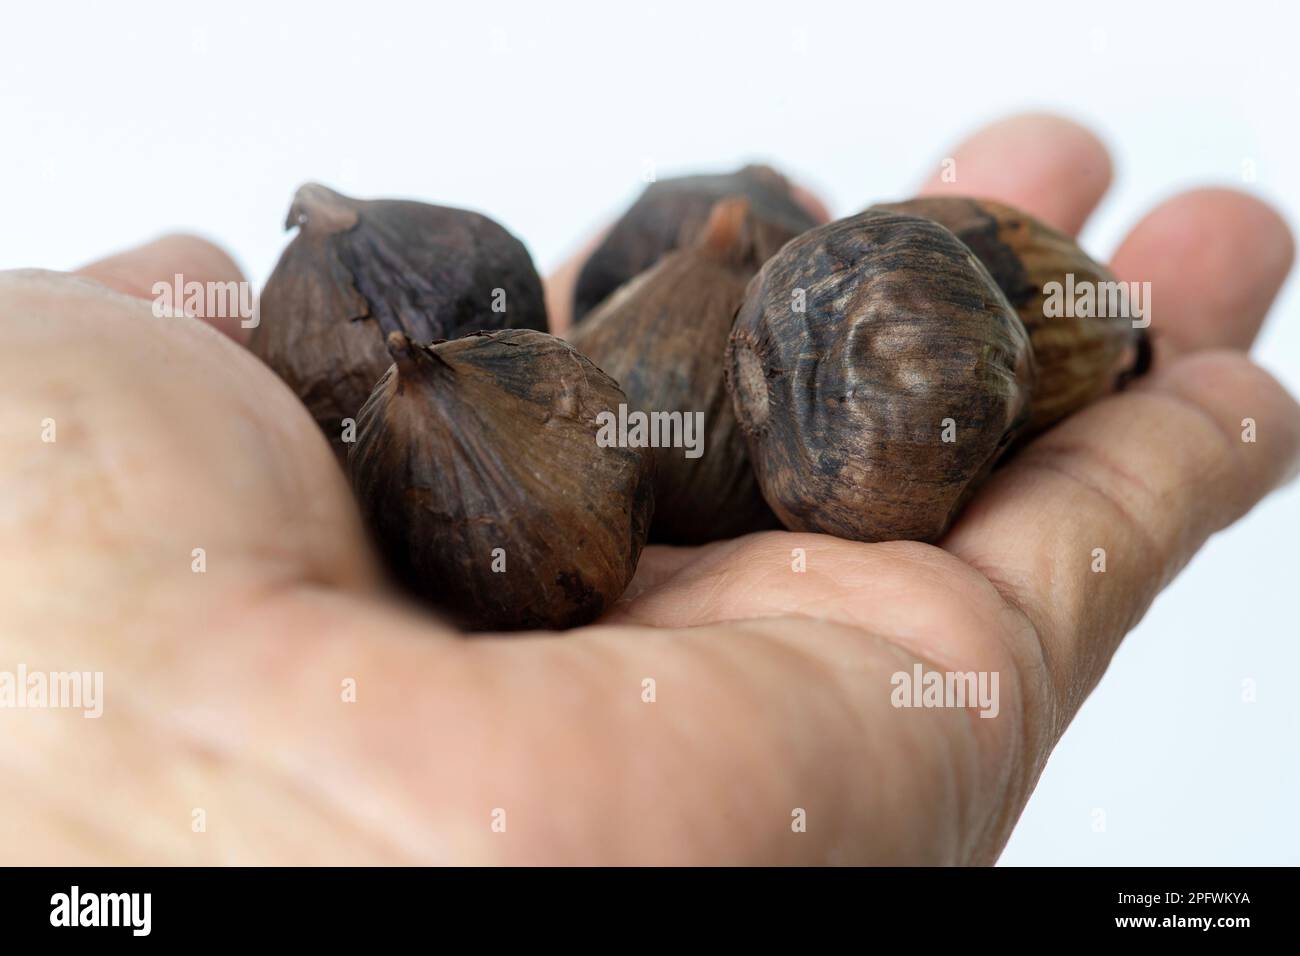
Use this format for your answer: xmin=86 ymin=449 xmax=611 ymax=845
xmin=944 ymin=357 xmax=1300 ymax=745
xmin=163 ymin=594 xmax=471 ymax=863
xmin=467 ymin=621 xmax=764 ymax=863
xmin=739 ymin=619 xmax=971 ymax=863
xmin=836 ymin=621 xmax=1010 ymax=864
xmin=1149 ymin=380 xmax=1254 ymax=491
xmin=768 ymin=566 xmax=1032 ymax=864
xmin=946 ymin=356 xmax=1289 ymax=697
xmin=683 ymin=622 xmax=862 ymax=861
xmin=0 ymin=710 xmax=178 ymax=865
xmin=850 ymin=544 xmax=1050 ymax=859
xmin=161 ymin=716 xmax=428 ymax=865
xmin=1011 ymin=452 xmax=1165 ymax=629
xmin=949 ymin=553 xmax=1068 ymax=734
xmin=906 ymin=577 xmax=1050 ymax=859
xmin=0 ymin=603 xmax=429 ymax=865
xmin=0 ymin=768 xmax=136 ymax=865
xmin=613 ymin=530 xmax=1057 ymax=836
xmin=469 ymin=636 xmax=640 ymax=863
xmin=1004 ymin=377 xmax=1255 ymax=646
xmin=614 ymin=553 xmax=740 ymax=626
xmin=613 ymin=537 xmax=745 ymax=608
xmin=975 ymin=600 xmax=1058 ymax=851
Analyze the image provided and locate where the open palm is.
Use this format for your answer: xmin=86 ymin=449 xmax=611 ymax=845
xmin=3 ymin=113 xmax=1296 ymax=864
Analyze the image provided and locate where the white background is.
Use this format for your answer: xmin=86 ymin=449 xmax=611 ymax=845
xmin=2 ymin=0 xmax=1296 ymax=864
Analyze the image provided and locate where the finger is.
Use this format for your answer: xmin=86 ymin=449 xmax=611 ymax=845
xmin=546 ymin=231 xmax=606 ymax=337
xmin=918 ymin=112 xmax=1113 ymax=237
xmin=1109 ymin=188 xmax=1295 ymax=356
xmin=74 ymin=233 xmax=252 ymax=345
xmin=943 ymin=350 xmax=1300 ymax=732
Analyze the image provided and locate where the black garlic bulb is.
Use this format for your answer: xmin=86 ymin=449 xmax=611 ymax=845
xmin=569 ymin=197 xmax=781 ymax=543
xmin=572 ymin=164 xmax=819 ymax=322
xmin=870 ymin=196 xmax=1150 ymax=437
xmin=251 ymin=183 xmax=548 ymax=461
xmin=726 ymin=210 xmax=1035 ymax=543
xmin=349 ymin=329 xmax=654 ymax=632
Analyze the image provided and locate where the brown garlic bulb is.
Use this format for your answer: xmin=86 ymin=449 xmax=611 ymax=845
xmin=572 ymin=164 xmax=819 ymax=323
xmin=349 ymin=329 xmax=653 ymax=632
xmin=569 ymin=198 xmax=782 ymax=543
xmin=251 ymin=184 xmax=548 ymax=461
xmin=726 ymin=210 xmax=1035 ymax=543
xmin=870 ymin=197 xmax=1150 ymax=436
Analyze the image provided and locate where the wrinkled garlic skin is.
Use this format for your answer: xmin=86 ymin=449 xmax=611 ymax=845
xmin=572 ymin=164 xmax=819 ymax=323
xmin=349 ymin=329 xmax=653 ymax=632
xmin=251 ymin=184 xmax=548 ymax=461
xmin=726 ymin=210 xmax=1035 ymax=543
xmin=570 ymin=198 xmax=795 ymax=543
xmin=871 ymin=197 xmax=1149 ymax=437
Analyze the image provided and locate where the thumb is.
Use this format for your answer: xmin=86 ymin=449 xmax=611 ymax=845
xmin=74 ymin=233 xmax=252 ymax=345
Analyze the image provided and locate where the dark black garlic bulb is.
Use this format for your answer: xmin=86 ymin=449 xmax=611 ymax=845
xmin=349 ymin=329 xmax=654 ymax=632
xmin=572 ymin=164 xmax=819 ymax=323
xmin=726 ymin=210 xmax=1035 ymax=543
xmin=870 ymin=196 xmax=1150 ymax=437
xmin=569 ymin=197 xmax=781 ymax=543
xmin=251 ymin=183 xmax=548 ymax=460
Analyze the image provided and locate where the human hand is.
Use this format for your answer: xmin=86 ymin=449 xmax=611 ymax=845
xmin=2 ymin=113 xmax=1295 ymax=864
